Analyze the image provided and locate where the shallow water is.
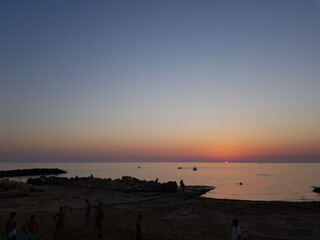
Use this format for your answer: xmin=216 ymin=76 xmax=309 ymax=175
xmin=1 ymin=162 xmax=320 ymax=202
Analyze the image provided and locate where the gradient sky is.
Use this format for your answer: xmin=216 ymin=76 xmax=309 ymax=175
xmin=1 ymin=0 xmax=320 ymax=162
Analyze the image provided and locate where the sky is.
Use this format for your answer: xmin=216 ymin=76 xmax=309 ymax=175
xmin=0 ymin=0 xmax=320 ymax=162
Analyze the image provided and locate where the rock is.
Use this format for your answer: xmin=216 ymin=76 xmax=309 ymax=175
xmin=27 ymin=176 xmax=68 ymax=185
xmin=26 ymin=178 xmax=42 ymax=185
xmin=26 ymin=176 xmax=178 ymax=193
xmin=0 ymin=180 xmax=32 ymax=199
xmin=166 ymin=181 xmax=178 ymax=192
xmin=122 ymin=176 xmax=133 ymax=181
xmin=151 ymin=181 xmax=177 ymax=192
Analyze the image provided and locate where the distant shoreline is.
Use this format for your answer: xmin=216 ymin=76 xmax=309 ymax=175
xmin=0 ymin=168 xmax=67 ymax=177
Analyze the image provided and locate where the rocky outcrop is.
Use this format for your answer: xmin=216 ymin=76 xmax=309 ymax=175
xmin=26 ymin=176 xmax=177 ymax=193
xmin=26 ymin=176 xmax=69 ymax=185
xmin=0 ymin=180 xmax=32 ymax=198
xmin=0 ymin=168 xmax=66 ymax=177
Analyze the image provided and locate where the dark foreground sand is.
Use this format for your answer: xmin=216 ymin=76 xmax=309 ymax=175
xmin=1 ymin=184 xmax=320 ymax=240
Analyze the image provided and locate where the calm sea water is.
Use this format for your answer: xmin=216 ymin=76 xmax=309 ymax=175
xmin=1 ymin=162 xmax=320 ymax=202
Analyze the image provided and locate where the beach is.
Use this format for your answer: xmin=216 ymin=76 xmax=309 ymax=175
xmin=1 ymin=183 xmax=320 ymax=240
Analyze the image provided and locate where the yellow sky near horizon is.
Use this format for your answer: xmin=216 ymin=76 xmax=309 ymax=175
xmin=1 ymin=119 xmax=319 ymax=160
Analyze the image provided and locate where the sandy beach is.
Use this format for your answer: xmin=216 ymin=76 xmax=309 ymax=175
xmin=1 ymin=183 xmax=320 ymax=240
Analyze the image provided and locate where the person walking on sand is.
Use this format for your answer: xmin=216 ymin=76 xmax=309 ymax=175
xmin=5 ymin=212 xmax=17 ymax=240
xmin=232 ymin=219 xmax=243 ymax=240
xmin=53 ymin=206 xmax=65 ymax=240
xmin=85 ymin=199 xmax=92 ymax=224
xmin=136 ymin=214 xmax=142 ymax=240
xmin=23 ymin=214 xmax=39 ymax=240
xmin=94 ymin=203 xmax=104 ymax=237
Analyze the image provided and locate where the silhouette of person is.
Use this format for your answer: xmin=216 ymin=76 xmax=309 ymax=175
xmin=94 ymin=203 xmax=104 ymax=237
xmin=85 ymin=199 xmax=91 ymax=224
xmin=180 ymin=180 xmax=185 ymax=192
xmin=136 ymin=214 xmax=142 ymax=240
xmin=53 ymin=206 xmax=65 ymax=240
xmin=5 ymin=212 xmax=16 ymax=240
xmin=232 ymin=219 xmax=243 ymax=240
xmin=23 ymin=214 xmax=39 ymax=240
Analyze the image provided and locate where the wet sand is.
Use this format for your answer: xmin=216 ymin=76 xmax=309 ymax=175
xmin=1 ymin=184 xmax=320 ymax=240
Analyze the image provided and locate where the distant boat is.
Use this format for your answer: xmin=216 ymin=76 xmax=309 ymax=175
xmin=193 ymin=167 xmax=197 ymax=171
xmin=178 ymin=167 xmax=182 ymax=169
xmin=313 ymin=186 xmax=320 ymax=194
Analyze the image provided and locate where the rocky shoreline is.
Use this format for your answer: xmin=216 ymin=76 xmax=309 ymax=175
xmin=27 ymin=176 xmax=179 ymax=193
xmin=26 ymin=176 xmax=214 ymax=195
xmin=1 ymin=175 xmax=214 ymax=200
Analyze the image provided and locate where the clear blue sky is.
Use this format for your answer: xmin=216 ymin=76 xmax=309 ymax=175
xmin=1 ymin=0 xmax=320 ymax=162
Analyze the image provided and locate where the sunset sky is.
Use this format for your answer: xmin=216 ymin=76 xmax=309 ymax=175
xmin=1 ymin=0 xmax=319 ymax=162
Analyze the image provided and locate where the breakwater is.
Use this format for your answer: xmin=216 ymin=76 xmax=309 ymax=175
xmin=27 ymin=176 xmax=178 ymax=193
xmin=0 ymin=168 xmax=67 ymax=177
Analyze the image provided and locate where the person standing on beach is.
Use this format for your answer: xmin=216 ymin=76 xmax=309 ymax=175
xmin=94 ymin=203 xmax=104 ymax=237
xmin=5 ymin=212 xmax=17 ymax=240
xmin=53 ymin=206 xmax=65 ymax=240
xmin=232 ymin=219 xmax=243 ymax=240
xmin=85 ymin=199 xmax=91 ymax=224
xmin=136 ymin=214 xmax=142 ymax=240
xmin=180 ymin=180 xmax=185 ymax=192
xmin=23 ymin=214 xmax=39 ymax=240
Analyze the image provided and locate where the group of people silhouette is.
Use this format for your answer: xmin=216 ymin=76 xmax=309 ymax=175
xmin=85 ymin=199 xmax=143 ymax=240
xmin=5 ymin=212 xmax=40 ymax=240
xmin=4 ymin=208 xmax=65 ymax=240
xmin=4 ymin=200 xmax=143 ymax=240
xmin=3 ymin=179 xmax=243 ymax=240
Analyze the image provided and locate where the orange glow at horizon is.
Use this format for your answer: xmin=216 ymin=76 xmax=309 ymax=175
xmin=1 ymin=127 xmax=319 ymax=161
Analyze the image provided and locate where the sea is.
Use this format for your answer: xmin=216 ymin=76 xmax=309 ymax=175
xmin=1 ymin=162 xmax=320 ymax=202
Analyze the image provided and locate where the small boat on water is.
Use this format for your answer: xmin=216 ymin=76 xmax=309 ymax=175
xmin=313 ymin=186 xmax=320 ymax=194
xmin=193 ymin=167 xmax=197 ymax=171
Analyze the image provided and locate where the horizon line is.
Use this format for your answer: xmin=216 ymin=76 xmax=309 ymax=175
xmin=1 ymin=160 xmax=320 ymax=163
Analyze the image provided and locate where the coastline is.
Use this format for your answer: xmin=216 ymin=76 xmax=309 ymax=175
xmin=2 ymin=162 xmax=320 ymax=202
xmin=1 ymin=183 xmax=320 ymax=240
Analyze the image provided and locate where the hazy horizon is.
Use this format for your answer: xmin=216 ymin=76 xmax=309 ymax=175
xmin=1 ymin=1 xmax=320 ymax=163
xmin=1 ymin=154 xmax=320 ymax=163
